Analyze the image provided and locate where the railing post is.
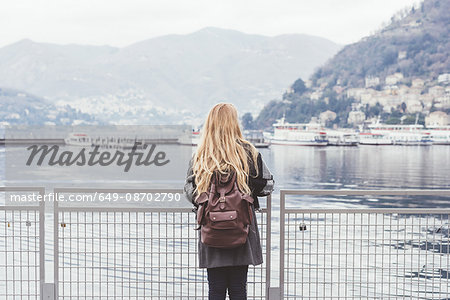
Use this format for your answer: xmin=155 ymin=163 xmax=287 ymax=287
xmin=38 ymin=188 xmax=46 ymax=300
xmin=53 ymin=193 xmax=59 ymax=299
xmin=268 ymin=287 xmax=281 ymax=300
xmin=279 ymin=190 xmax=285 ymax=299
xmin=265 ymin=195 xmax=272 ymax=300
xmin=42 ymin=283 xmax=55 ymax=300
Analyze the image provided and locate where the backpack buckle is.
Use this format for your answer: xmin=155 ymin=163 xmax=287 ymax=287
xmin=219 ymin=196 xmax=226 ymax=202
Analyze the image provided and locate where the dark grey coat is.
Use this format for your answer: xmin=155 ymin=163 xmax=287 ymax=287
xmin=183 ymin=151 xmax=274 ymax=269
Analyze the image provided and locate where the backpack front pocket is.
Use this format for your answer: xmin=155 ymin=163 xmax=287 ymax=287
xmin=209 ymin=210 xmax=238 ymax=229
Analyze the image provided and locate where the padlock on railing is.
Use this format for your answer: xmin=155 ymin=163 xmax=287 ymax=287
xmin=299 ymin=222 xmax=307 ymax=231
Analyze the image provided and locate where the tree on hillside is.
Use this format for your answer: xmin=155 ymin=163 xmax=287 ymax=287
xmin=401 ymin=102 xmax=407 ymax=113
xmin=291 ymin=78 xmax=307 ymax=95
xmin=255 ymin=100 xmax=288 ymax=129
xmin=241 ymin=112 xmax=254 ymax=130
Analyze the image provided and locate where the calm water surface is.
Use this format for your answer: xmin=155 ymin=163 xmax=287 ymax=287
xmin=1 ymin=144 xmax=450 ymax=208
xmin=0 ymin=144 xmax=449 ymax=298
xmin=260 ymin=144 xmax=450 ymax=208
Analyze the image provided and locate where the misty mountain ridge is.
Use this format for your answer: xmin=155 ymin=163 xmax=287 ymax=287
xmin=0 ymin=27 xmax=341 ymax=124
xmin=0 ymin=87 xmax=96 ymax=126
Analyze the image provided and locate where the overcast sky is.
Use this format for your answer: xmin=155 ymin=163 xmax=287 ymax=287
xmin=0 ymin=0 xmax=419 ymax=48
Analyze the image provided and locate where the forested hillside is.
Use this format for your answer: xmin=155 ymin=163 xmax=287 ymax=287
xmin=255 ymin=0 xmax=450 ymax=129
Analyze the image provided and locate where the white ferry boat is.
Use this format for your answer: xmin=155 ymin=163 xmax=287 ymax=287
xmin=65 ymin=133 xmax=142 ymax=149
xmin=184 ymin=130 xmax=270 ymax=148
xmin=191 ymin=131 xmax=201 ymax=146
xmin=177 ymin=130 xmax=201 ymax=146
xmin=270 ymin=117 xmax=328 ymax=146
xmin=368 ymin=123 xmax=432 ymax=145
xmin=64 ymin=133 xmax=92 ymax=147
xmin=423 ymin=125 xmax=450 ymax=145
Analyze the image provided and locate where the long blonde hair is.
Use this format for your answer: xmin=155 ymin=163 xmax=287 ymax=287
xmin=193 ymin=103 xmax=259 ymax=195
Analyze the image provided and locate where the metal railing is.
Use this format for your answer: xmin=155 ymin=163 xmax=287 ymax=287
xmin=2 ymin=187 xmax=450 ymax=299
xmin=280 ymin=189 xmax=450 ymax=299
xmin=0 ymin=187 xmax=45 ymax=300
xmin=53 ymin=188 xmax=272 ymax=300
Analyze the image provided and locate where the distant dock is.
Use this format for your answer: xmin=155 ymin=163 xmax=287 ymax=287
xmin=0 ymin=138 xmax=181 ymax=146
xmin=0 ymin=138 xmax=65 ymax=145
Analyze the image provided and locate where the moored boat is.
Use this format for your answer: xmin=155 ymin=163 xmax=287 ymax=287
xmin=423 ymin=125 xmax=450 ymax=145
xmin=65 ymin=133 xmax=143 ymax=149
xmin=270 ymin=117 xmax=328 ymax=146
xmin=326 ymin=130 xmax=359 ymax=146
xmin=358 ymin=132 xmax=393 ymax=145
xmin=366 ymin=122 xmax=432 ymax=146
xmin=64 ymin=133 xmax=92 ymax=147
xmin=243 ymin=130 xmax=270 ymax=148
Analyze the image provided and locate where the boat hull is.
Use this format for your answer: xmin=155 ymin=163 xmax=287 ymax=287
xmin=328 ymin=141 xmax=358 ymax=146
xmin=270 ymin=139 xmax=328 ymax=146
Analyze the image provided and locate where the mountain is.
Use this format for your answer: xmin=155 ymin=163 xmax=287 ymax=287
xmin=311 ymin=0 xmax=449 ymax=88
xmin=256 ymin=0 xmax=450 ymax=129
xmin=0 ymin=28 xmax=341 ymax=124
xmin=0 ymin=87 xmax=96 ymax=125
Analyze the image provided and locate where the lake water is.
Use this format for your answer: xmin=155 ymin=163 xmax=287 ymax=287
xmin=2 ymin=144 xmax=449 ymax=207
xmin=264 ymin=145 xmax=450 ymax=190
xmin=1 ymin=144 xmax=449 ymax=298
xmin=259 ymin=144 xmax=450 ymax=209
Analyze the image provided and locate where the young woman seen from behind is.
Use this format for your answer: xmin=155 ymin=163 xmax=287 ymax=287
xmin=184 ymin=103 xmax=274 ymax=300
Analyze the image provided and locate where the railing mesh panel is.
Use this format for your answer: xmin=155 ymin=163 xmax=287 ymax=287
xmin=283 ymin=211 xmax=449 ymax=299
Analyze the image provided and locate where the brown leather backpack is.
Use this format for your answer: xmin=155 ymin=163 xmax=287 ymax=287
xmin=195 ymin=171 xmax=254 ymax=249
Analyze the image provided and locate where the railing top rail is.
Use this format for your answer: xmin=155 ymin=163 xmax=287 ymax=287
xmin=0 ymin=186 xmax=46 ymax=209
xmin=0 ymin=205 xmax=43 ymax=211
xmin=0 ymin=186 xmax=45 ymax=193
xmin=280 ymin=189 xmax=450 ymax=196
xmin=56 ymin=206 xmax=194 ymax=213
xmin=55 ymin=206 xmax=269 ymax=213
xmin=54 ymin=187 xmax=184 ymax=193
xmin=282 ymin=208 xmax=450 ymax=214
